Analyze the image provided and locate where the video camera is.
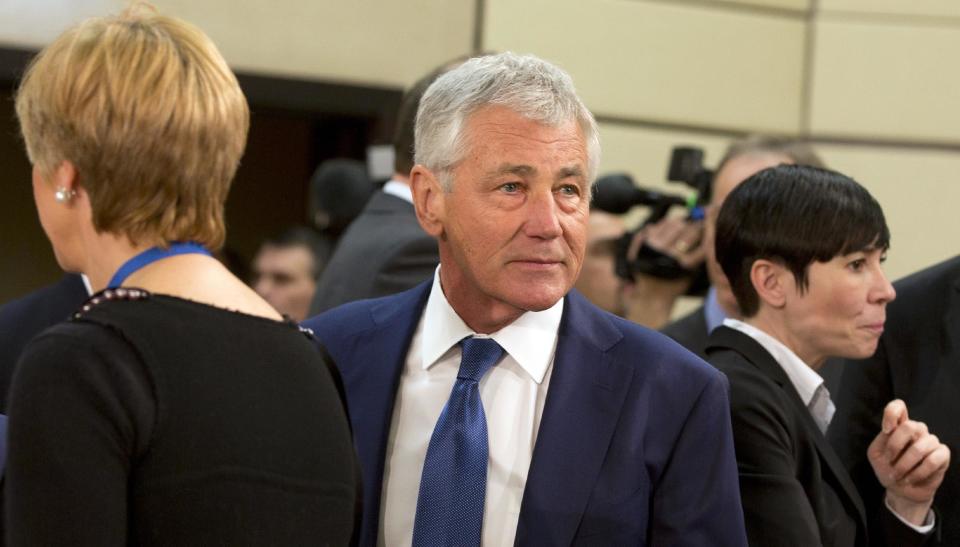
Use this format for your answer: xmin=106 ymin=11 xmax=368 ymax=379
xmin=591 ymin=146 xmax=713 ymax=284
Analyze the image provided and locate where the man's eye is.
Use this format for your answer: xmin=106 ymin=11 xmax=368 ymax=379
xmin=501 ymin=182 xmax=521 ymax=193
xmin=558 ymin=184 xmax=580 ymax=196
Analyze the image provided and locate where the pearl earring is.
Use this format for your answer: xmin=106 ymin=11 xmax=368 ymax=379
xmin=54 ymin=187 xmax=76 ymax=203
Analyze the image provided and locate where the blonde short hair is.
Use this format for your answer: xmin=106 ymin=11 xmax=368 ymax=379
xmin=15 ymin=4 xmax=249 ymax=250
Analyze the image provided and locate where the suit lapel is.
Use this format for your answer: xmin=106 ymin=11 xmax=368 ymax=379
xmin=516 ymin=291 xmax=630 ymax=545
xmin=711 ymin=326 xmax=868 ymax=534
xmin=338 ymin=282 xmax=431 ymax=546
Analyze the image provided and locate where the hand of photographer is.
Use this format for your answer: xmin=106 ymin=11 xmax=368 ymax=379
xmin=640 ymin=216 xmax=706 ymax=270
xmin=623 ymin=216 xmax=706 ymax=329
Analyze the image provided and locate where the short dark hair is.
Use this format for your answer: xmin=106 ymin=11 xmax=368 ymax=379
xmin=308 ymin=159 xmax=374 ymax=236
xmin=715 ymin=164 xmax=890 ymax=317
xmin=716 ymin=135 xmax=824 ymax=174
xmin=259 ymin=226 xmax=332 ymax=280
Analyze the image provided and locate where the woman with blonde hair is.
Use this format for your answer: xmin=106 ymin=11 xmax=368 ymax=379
xmin=8 ymin=6 xmax=357 ymax=544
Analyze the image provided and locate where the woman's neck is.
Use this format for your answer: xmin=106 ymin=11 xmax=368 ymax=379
xmin=79 ymin=232 xmax=155 ymax=292
xmin=744 ymin=310 xmax=826 ymax=370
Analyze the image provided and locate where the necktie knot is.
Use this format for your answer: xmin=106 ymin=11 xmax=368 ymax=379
xmin=457 ymin=337 xmax=503 ymax=382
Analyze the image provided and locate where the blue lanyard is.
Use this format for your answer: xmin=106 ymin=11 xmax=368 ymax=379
xmin=107 ymin=242 xmax=212 ymax=289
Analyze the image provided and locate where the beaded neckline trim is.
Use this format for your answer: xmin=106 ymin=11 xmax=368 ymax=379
xmin=71 ymin=288 xmax=314 ymax=340
xmin=73 ymin=288 xmax=150 ymax=320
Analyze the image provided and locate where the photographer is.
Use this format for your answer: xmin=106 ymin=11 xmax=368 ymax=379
xmin=588 ymin=148 xmax=711 ymax=329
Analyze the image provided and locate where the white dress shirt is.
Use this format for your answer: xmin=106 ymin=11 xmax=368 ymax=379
xmin=80 ymin=274 xmax=93 ymax=296
xmin=379 ymin=268 xmax=562 ymax=547
xmin=381 ymin=179 xmax=413 ymax=204
xmin=723 ymin=318 xmax=934 ymax=533
xmin=723 ymin=318 xmax=835 ymax=429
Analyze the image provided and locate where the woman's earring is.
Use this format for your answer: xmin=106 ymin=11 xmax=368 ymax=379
xmin=54 ymin=186 xmax=76 ymax=203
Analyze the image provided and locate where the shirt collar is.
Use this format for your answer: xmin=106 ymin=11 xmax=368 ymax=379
xmin=80 ymin=274 xmax=93 ymax=296
xmin=421 ymin=266 xmax=563 ymax=384
xmin=382 ymin=179 xmax=413 ymax=204
xmin=704 ymin=286 xmax=728 ymax=333
xmin=722 ymin=318 xmax=825 ymax=407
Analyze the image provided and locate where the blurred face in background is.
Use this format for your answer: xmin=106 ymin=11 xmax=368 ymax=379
xmin=252 ymin=244 xmax=317 ymax=321
xmin=704 ymin=153 xmax=793 ymax=317
xmin=575 ymin=211 xmax=627 ymax=315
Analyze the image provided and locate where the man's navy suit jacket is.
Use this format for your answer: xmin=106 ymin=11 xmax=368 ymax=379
xmin=303 ymin=281 xmax=747 ymax=546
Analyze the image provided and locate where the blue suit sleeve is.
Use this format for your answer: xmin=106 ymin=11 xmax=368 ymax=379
xmin=649 ymin=372 xmax=748 ymax=546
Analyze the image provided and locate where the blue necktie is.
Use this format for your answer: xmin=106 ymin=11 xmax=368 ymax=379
xmin=412 ymin=337 xmax=504 ymax=547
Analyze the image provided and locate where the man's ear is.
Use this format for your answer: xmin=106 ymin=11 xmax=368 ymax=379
xmin=750 ymin=259 xmax=788 ymax=309
xmin=411 ymin=164 xmax=446 ymax=238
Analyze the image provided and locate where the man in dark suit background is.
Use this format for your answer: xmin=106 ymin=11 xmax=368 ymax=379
xmin=831 ymin=255 xmax=960 ymax=545
xmin=304 ymin=52 xmax=746 ymax=546
xmin=307 ymin=67 xmax=447 ymax=315
xmin=706 ymin=165 xmax=949 ymax=546
xmin=0 ymin=273 xmax=88 ymax=410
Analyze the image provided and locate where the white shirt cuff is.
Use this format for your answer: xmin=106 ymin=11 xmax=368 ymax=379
xmin=885 ymin=497 xmax=935 ymax=534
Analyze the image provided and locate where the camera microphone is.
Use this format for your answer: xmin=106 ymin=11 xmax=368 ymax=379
xmin=592 ymin=173 xmax=687 ymax=215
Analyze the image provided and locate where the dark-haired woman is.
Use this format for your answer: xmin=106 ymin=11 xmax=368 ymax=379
xmin=706 ymin=164 xmax=949 ymax=546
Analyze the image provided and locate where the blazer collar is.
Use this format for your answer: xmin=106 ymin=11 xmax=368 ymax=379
xmin=708 ymin=326 xmax=868 ymax=533
xmin=515 ymin=289 xmax=632 ymax=546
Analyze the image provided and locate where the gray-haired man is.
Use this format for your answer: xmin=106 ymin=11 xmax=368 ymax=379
xmin=304 ymin=52 xmax=747 ymax=546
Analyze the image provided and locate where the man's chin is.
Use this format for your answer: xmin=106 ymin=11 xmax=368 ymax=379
xmin=505 ymin=287 xmax=568 ymax=313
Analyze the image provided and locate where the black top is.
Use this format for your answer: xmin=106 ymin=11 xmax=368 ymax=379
xmin=5 ymin=289 xmax=358 ymax=546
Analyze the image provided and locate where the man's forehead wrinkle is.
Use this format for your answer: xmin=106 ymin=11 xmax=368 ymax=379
xmin=491 ymin=164 xmax=535 ymax=176
xmin=482 ymin=163 xmax=585 ymax=182
xmin=470 ymin=119 xmax=581 ymax=147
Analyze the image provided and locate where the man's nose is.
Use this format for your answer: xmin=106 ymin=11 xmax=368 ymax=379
xmin=523 ymin=190 xmax=562 ymax=239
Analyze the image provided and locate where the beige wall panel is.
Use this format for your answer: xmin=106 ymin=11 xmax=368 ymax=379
xmin=154 ymin=0 xmax=474 ymax=87
xmin=0 ymin=0 xmax=122 ymax=48
xmin=598 ymin=122 xmax=730 ymax=192
xmin=712 ymin=0 xmax=809 ymax=11
xmin=0 ymin=0 xmax=474 ymax=88
xmin=819 ymin=0 xmax=960 ymax=18
xmin=484 ymin=0 xmax=807 ymax=133
xmin=809 ymin=20 xmax=960 ymax=143
xmin=818 ymin=144 xmax=960 ymax=280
